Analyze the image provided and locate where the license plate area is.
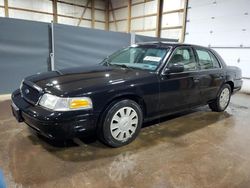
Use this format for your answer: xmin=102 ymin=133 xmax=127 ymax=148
xmin=11 ymin=102 xmax=23 ymax=122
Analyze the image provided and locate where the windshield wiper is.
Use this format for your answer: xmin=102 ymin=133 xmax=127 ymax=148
xmin=101 ymin=58 xmax=111 ymax=66
xmin=111 ymin=63 xmax=134 ymax=70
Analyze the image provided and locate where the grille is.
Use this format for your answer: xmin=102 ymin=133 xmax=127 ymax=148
xmin=20 ymin=82 xmax=42 ymax=105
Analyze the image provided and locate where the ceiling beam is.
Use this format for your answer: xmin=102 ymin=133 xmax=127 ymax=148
xmin=131 ymin=28 xmax=156 ymax=33
xmin=180 ymin=0 xmax=189 ymax=43
xmin=127 ymin=0 xmax=131 ymax=33
xmin=156 ymin=0 xmax=163 ymax=38
xmin=109 ymin=18 xmax=126 ymax=23
xmin=77 ymin=0 xmax=91 ymax=26
xmin=132 ymin=0 xmax=155 ymax=6
xmin=56 ymin=0 xmax=104 ymax=11
xmin=52 ymin=0 xmax=58 ymax=23
xmin=105 ymin=0 xmax=110 ymax=30
xmin=163 ymin=8 xmax=184 ymax=15
xmin=4 ymin=0 xmax=9 ymax=17
xmin=108 ymin=0 xmax=155 ymax=11
xmin=131 ymin=13 xmax=157 ymax=20
xmin=110 ymin=1 xmax=118 ymax=31
xmin=162 ymin=26 xmax=183 ymax=30
xmin=91 ymin=0 xmax=95 ymax=28
xmin=110 ymin=5 xmax=127 ymax=11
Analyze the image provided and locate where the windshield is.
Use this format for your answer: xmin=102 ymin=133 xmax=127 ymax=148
xmin=102 ymin=46 xmax=170 ymax=71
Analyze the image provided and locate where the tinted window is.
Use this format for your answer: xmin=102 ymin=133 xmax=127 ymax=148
xmin=195 ymin=49 xmax=220 ymax=69
xmin=168 ymin=47 xmax=197 ymax=71
xmin=209 ymin=51 xmax=220 ymax=68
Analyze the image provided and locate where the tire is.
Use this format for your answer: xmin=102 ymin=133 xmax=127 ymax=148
xmin=209 ymin=84 xmax=231 ymax=112
xmin=98 ymin=99 xmax=143 ymax=147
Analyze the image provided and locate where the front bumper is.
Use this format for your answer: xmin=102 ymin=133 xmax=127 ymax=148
xmin=11 ymin=89 xmax=99 ymax=140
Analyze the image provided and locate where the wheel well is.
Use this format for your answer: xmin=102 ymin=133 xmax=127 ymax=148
xmin=97 ymin=95 xmax=146 ymax=129
xmin=108 ymin=95 xmax=146 ymax=116
xmin=226 ymin=81 xmax=234 ymax=93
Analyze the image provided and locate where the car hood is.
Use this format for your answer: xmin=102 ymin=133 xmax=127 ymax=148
xmin=25 ymin=65 xmax=153 ymax=97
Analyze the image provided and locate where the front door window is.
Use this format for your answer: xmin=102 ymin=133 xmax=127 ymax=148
xmin=168 ymin=47 xmax=197 ymax=71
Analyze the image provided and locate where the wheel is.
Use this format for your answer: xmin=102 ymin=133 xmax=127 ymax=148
xmin=209 ymin=84 xmax=231 ymax=112
xmin=98 ymin=99 xmax=143 ymax=147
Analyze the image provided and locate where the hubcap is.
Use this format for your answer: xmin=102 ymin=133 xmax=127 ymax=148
xmin=219 ymin=88 xmax=230 ymax=109
xmin=110 ymin=107 xmax=138 ymax=142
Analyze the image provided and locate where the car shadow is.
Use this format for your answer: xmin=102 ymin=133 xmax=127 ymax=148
xmin=34 ymin=107 xmax=203 ymax=148
xmin=31 ymin=105 xmax=232 ymax=162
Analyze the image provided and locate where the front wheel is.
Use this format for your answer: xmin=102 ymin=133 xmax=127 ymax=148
xmin=98 ymin=99 xmax=143 ymax=147
xmin=209 ymin=84 xmax=231 ymax=112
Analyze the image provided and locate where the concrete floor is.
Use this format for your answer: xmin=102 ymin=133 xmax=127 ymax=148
xmin=0 ymin=93 xmax=250 ymax=188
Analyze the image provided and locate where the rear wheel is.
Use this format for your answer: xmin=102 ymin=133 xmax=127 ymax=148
xmin=209 ymin=84 xmax=231 ymax=112
xmin=98 ymin=99 xmax=143 ymax=147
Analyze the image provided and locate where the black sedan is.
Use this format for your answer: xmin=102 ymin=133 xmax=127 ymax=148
xmin=11 ymin=42 xmax=242 ymax=147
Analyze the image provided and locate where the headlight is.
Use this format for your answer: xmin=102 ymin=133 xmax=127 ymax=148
xmin=39 ymin=93 xmax=92 ymax=111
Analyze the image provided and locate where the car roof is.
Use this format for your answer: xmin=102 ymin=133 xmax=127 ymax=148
xmin=136 ymin=41 xmax=208 ymax=49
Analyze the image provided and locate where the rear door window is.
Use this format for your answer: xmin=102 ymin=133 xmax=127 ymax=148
xmin=195 ymin=48 xmax=221 ymax=69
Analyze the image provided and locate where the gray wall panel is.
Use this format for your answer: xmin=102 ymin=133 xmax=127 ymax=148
xmin=135 ymin=34 xmax=177 ymax=43
xmin=0 ymin=18 xmax=50 ymax=94
xmin=0 ymin=18 xmax=178 ymax=94
xmin=54 ymin=24 xmax=131 ymax=69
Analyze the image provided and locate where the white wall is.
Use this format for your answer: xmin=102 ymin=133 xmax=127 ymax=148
xmin=0 ymin=7 xmax=4 ymax=18
xmin=161 ymin=0 xmax=184 ymax=39
xmin=185 ymin=0 xmax=250 ymax=46
xmin=109 ymin=0 xmax=129 ymax=33
xmin=0 ymin=1 xmax=4 ymax=17
xmin=131 ymin=0 xmax=157 ymax=37
xmin=8 ymin=0 xmax=53 ymax=22
xmin=1 ymin=0 xmax=184 ymax=39
xmin=57 ymin=0 xmax=91 ymax=26
xmin=110 ymin=0 xmax=184 ymax=39
xmin=185 ymin=0 xmax=250 ymax=93
xmin=57 ymin=0 xmax=105 ymax=29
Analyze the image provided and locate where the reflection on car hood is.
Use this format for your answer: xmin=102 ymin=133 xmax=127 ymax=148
xmin=25 ymin=65 xmax=152 ymax=96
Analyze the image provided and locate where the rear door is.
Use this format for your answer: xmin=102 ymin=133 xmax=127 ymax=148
xmin=158 ymin=46 xmax=201 ymax=115
xmin=193 ymin=47 xmax=225 ymax=103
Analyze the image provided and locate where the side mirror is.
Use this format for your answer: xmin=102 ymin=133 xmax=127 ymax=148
xmin=164 ymin=63 xmax=184 ymax=74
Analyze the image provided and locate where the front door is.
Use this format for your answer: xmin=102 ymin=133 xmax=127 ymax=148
xmin=158 ymin=46 xmax=201 ymax=115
